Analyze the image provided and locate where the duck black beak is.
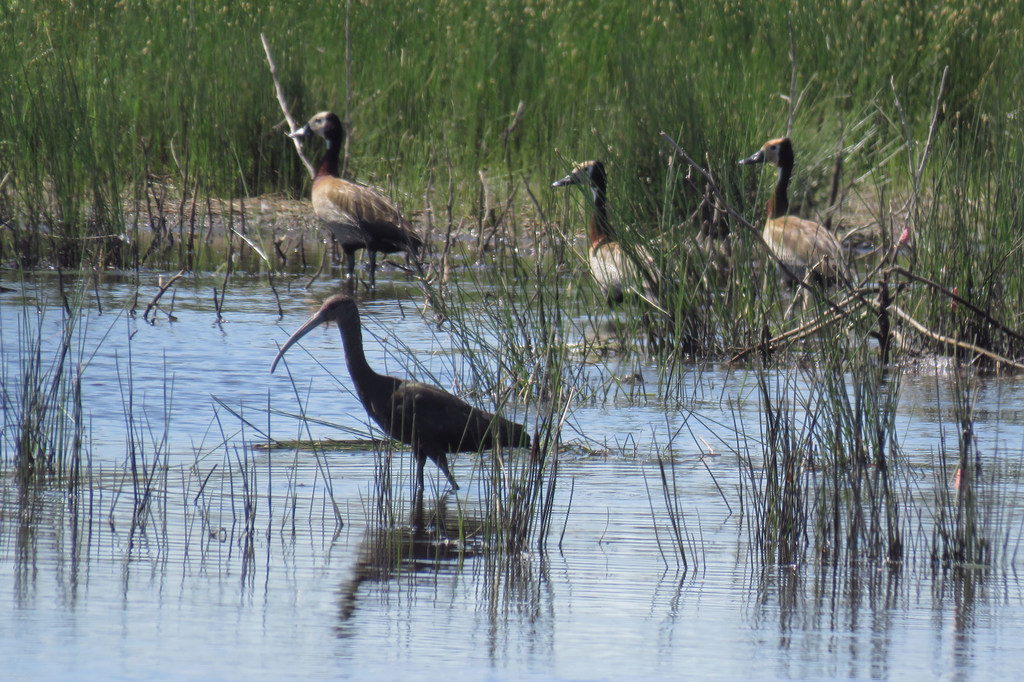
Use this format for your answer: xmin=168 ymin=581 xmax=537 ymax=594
xmin=738 ymin=149 xmax=765 ymax=165
xmin=551 ymin=173 xmax=577 ymax=188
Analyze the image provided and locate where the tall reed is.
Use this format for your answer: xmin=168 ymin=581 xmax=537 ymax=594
xmin=3 ymin=2 xmax=1021 ymax=278
xmin=1 ymin=289 xmax=87 ymax=485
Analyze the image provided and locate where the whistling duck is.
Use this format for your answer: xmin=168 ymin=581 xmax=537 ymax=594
xmin=271 ymin=294 xmax=531 ymax=493
xmin=551 ymin=160 xmax=658 ymax=305
xmin=739 ymin=137 xmax=847 ymax=284
xmin=290 ymin=112 xmax=422 ymax=289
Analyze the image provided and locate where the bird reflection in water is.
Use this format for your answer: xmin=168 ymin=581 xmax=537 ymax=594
xmin=336 ymin=498 xmax=485 ymax=625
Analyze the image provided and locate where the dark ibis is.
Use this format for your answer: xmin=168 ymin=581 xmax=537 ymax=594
xmin=271 ymin=294 xmax=530 ymax=492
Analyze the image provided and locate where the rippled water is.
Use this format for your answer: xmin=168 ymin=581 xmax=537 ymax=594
xmin=2 ymin=271 xmax=1024 ymax=679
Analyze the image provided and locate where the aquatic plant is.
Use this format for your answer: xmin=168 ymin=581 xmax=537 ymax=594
xmin=1 ymin=288 xmax=86 ymax=485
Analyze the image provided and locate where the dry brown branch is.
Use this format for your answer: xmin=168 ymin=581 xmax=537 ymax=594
xmin=305 ymin=247 xmax=328 ymax=290
xmin=891 ymin=304 xmax=1024 ymax=371
xmin=893 ymin=266 xmax=1024 ymax=346
xmin=260 ymin=33 xmax=314 ymax=179
xmin=143 ymin=269 xmax=185 ymax=324
xmin=729 ymin=292 xmax=868 ymax=362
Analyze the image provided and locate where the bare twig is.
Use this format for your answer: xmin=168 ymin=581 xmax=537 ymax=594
xmin=305 ymin=245 xmax=328 ymax=290
xmin=260 ymin=32 xmax=314 ymax=179
xmin=787 ymin=13 xmax=797 ymax=137
xmin=891 ymin=304 xmax=1024 ymax=371
xmin=730 ymin=291 xmax=868 ymax=362
xmin=893 ymin=265 xmax=1024 ymax=346
xmin=216 ymin=201 xmax=236 ymax=324
xmin=143 ymin=269 xmax=185 ymax=324
xmin=477 ymin=169 xmax=491 ymax=260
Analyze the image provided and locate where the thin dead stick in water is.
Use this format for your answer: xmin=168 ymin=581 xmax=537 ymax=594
xmin=893 ymin=265 xmax=1024 ymax=346
xmin=230 ymin=227 xmax=284 ymax=317
xmin=260 ymin=32 xmax=314 ymax=179
xmin=215 ymin=200 xmax=237 ymax=324
xmin=890 ymin=304 xmax=1024 ymax=371
xmin=144 ymin=269 xmax=185 ymax=324
xmin=730 ymin=293 xmax=868 ymax=362
xmin=306 ymin=246 xmax=328 ymax=290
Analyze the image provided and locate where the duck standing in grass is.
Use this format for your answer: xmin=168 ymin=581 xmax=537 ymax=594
xmin=290 ymin=111 xmax=422 ymax=289
xmin=739 ymin=137 xmax=847 ymax=285
xmin=552 ymin=160 xmax=659 ymax=306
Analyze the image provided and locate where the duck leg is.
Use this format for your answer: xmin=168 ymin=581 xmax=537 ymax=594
xmin=367 ymin=250 xmax=378 ymax=290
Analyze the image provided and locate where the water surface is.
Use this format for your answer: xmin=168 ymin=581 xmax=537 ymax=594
xmin=2 ymin=272 xmax=1023 ymax=679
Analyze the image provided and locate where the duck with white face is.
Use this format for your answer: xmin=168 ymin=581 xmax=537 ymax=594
xmin=740 ymin=137 xmax=847 ymax=285
xmin=551 ymin=160 xmax=659 ymax=307
xmin=290 ymin=111 xmax=422 ymax=290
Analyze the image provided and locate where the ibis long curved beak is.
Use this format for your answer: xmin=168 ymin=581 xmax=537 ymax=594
xmin=738 ymin=149 xmax=765 ymax=165
xmin=270 ymin=308 xmax=329 ymax=373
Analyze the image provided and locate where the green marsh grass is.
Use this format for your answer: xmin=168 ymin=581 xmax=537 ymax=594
xmin=5 ymin=0 xmax=1024 ymax=577
xmin=267 ymin=269 xmax=559 ymax=553
xmin=1 ymin=289 xmax=88 ymax=485
xmin=5 ymin=2 xmax=1021 ymax=278
xmin=723 ymin=319 xmax=1020 ymax=570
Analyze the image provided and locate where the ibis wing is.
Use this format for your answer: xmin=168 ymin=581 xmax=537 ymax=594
xmin=388 ymin=381 xmax=501 ymax=454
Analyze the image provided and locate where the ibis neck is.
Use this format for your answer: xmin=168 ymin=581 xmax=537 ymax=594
xmin=337 ymin=317 xmax=377 ymax=387
xmin=771 ymin=164 xmax=791 ymax=218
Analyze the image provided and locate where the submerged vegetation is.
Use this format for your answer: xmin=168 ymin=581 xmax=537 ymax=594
xmin=2 ymin=1 xmax=1024 ymax=577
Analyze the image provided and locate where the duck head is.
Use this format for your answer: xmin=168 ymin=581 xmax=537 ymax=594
xmin=289 ymin=111 xmax=345 ymax=149
xmin=738 ymin=137 xmax=793 ymax=169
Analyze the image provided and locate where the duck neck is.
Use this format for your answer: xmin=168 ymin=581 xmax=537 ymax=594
xmin=588 ymin=180 xmax=612 ymax=248
xmin=770 ymin=163 xmax=791 ymax=218
xmin=315 ymin=131 xmax=343 ymax=179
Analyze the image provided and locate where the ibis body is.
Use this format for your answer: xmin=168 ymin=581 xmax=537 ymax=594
xmin=271 ymin=295 xmax=530 ymax=492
